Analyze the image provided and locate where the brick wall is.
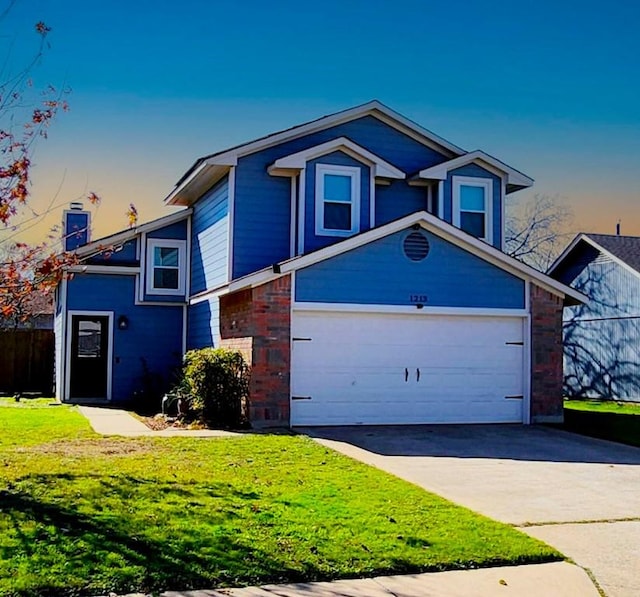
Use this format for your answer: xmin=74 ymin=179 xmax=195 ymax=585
xmin=220 ymin=275 xmax=291 ymax=427
xmin=530 ymin=283 xmax=564 ymax=423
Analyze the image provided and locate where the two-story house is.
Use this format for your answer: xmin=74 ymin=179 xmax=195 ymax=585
xmin=54 ymin=101 xmax=583 ymax=426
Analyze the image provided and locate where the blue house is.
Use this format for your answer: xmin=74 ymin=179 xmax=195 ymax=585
xmin=55 ymin=101 xmax=583 ymax=425
xmin=549 ymin=233 xmax=640 ymax=401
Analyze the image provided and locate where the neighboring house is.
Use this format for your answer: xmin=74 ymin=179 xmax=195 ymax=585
xmin=549 ymin=233 xmax=640 ymax=402
xmin=54 ymin=100 xmax=583 ymax=425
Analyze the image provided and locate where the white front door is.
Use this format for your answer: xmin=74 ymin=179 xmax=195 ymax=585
xmin=291 ymin=310 xmax=525 ymax=426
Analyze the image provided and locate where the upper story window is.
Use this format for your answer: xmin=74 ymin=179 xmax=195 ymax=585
xmin=452 ymin=176 xmax=493 ymax=244
xmin=315 ymin=164 xmax=361 ymax=237
xmin=145 ymin=238 xmax=186 ymax=296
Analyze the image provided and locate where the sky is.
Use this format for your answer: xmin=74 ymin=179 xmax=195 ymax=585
xmin=3 ymin=0 xmax=640 ymax=246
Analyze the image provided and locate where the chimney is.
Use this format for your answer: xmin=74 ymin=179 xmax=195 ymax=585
xmin=63 ymin=202 xmax=91 ymax=251
xmin=616 ymin=220 xmax=621 ymax=236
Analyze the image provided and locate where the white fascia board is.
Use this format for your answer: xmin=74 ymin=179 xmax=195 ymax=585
xmin=547 ymin=233 xmax=586 ymax=275
xmin=229 ymin=209 xmax=585 ymax=304
xmin=415 ymin=150 xmax=534 ymax=188
xmin=210 ymin=101 xmax=464 ymax=166
xmin=166 ymin=101 xmax=465 ymax=206
xmin=165 ymin=161 xmax=234 ymax=206
xmin=267 ymin=137 xmax=405 ymax=180
xmin=74 ymin=209 xmax=192 ymax=259
xmin=548 ymin=233 xmax=640 ymax=283
xmin=68 ymin=265 xmax=139 ymax=275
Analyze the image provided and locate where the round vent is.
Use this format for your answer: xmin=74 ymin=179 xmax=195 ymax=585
xmin=403 ymin=231 xmax=430 ymax=262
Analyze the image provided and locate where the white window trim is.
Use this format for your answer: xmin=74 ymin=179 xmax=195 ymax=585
xmin=145 ymin=238 xmax=187 ymax=296
xmin=314 ymin=164 xmax=361 ymax=237
xmin=452 ymin=176 xmax=493 ymax=244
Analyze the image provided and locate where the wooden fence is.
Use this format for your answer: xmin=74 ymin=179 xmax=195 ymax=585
xmin=0 ymin=330 xmax=54 ymax=395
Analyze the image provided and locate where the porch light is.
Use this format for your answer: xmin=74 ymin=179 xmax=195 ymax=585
xmin=118 ymin=315 xmax=129 ymax=330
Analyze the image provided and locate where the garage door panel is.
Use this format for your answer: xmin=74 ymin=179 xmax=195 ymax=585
xmin=291 ymin=311 xmax=525 ymax=426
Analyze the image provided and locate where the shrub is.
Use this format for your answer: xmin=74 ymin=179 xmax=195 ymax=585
xmin=177 ymin=347 xmax=250 ymax=428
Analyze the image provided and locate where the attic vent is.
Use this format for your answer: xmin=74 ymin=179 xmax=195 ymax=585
xmin=403 ymin=231 xmax=430 ymax=262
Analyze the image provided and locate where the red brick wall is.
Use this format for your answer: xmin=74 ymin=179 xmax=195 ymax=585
xmin=220 ymin=275 xmax=291 ymax=427
xmin=530 ymin=283 xmax=564 ymax=423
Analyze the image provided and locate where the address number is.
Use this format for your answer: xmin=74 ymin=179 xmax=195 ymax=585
xmin=410 ymin=294 xmax=428 ymax=303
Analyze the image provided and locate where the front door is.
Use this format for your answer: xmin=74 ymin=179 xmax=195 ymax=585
xmin=69 ymin=314 xmax=111 ymax=400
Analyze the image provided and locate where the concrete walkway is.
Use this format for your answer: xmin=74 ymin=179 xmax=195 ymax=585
xmin=302 ymin=425 xmax=640 ymax=597
xmin=107 ymin=562 xmax=597 ymax=597
xmin=78 ymin=406 xmax=239 ymax=437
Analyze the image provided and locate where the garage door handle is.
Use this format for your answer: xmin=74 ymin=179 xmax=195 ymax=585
xmin=416 ymin=368 xmax=420 ymax=382
xmin=404 ymin=368 xmax=409 ymax=382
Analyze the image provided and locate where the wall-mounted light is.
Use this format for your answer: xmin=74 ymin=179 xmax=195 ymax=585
xmin=118 ymin=315 xmax=129 ymax=330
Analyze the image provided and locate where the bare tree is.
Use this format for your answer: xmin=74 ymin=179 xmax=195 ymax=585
xmin=505 ymin=193 xmax=574 ymax=271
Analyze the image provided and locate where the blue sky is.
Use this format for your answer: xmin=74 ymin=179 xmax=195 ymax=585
xmin=5 ymin=0 xmax=640 ymax=242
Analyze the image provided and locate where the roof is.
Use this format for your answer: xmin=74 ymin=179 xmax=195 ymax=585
xmin=549 ymin=233 xmax=640 ymax=280
xmin=413 ymin=150 xmax=534 ymax=193
xmin=191 ymin=210 xmax=585 ymax=307
xmin=165 ymin=100 xmax=467 ymax=205
xmin=74 ymin=209 xmax=191 ymax=258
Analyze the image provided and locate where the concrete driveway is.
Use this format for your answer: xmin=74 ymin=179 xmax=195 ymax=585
xmin=300 ymin=425 xmax=640 ymax=597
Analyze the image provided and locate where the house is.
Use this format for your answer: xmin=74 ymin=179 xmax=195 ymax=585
xmin=549 ymin=233 xmax=640 ymax=402
xmin=54 ymin=100 xmax=583 ymax=425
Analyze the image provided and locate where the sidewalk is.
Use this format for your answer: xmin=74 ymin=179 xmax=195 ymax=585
xmin=104 ymin=562 xmax=599 ymax=597
xmin=78 ymin=406 xmax=239 ymax=437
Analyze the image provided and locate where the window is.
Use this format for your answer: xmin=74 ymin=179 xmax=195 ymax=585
xmin=452 ymin=176 xmax=493 ymax=243
xmin=145 ymin=239 xmax=186 ymax=296
xmin=315 ymin=164 xmax=361 ymax=236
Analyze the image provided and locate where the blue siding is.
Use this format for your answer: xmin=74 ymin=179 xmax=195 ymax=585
xmin=66 ymin=273 xmax=183 ymax=403
xmin=232 ymin=115 xmax=450 ymax=278
xmin=557 ymin=243 xmax=640 ymax=400
xmin=86 ymin=238 xmax=138 ymax=266
xmin=442 ymin=164 xmax=503 ymax=249
xmin=375 ymin=181 xmax=429 ymax=226
xmin=191 ymin=176 xmax=229 ymax=294
xmin=295 ymin=228 xmax=525 ymax=308
xmin=187 ymin=297 xmax=220 ymax=350
xmin=143 ymin=217 xmax=189 ymax=303
xmin=147 ymin=218 xmax=188 ymax=240
xmin=304 ymin=151 xmax=371 ymax=253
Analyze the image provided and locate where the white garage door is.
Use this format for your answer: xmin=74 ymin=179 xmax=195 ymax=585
xmin=290 ymin=310 xmax=526 ymax=426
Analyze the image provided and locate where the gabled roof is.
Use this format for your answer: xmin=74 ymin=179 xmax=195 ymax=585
xmin=74 ymin=209 xmax=191 ymax=258
xmin=549 ymin=233 xmax=640 ymax=280
xmin=165 ymin=100 xmax=465 ymax=205
xmin=195 ymin=210 xmax=583 ymax=306
xmin=412 ymin=150 xmax=533 ymax=192
xmin=267 ymin=137 xmax=405 ymax=179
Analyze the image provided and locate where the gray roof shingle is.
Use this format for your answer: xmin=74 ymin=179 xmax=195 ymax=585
xmin=586 ymin=233 xmax=640 ymax=273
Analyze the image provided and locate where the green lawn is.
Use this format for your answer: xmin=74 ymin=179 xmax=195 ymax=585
xmin=0 ymin=399 xmax=560 ymax=597
xmin=564 ymin=399 xmax=640 ymax=447
xmin=565 ymin=399 xmax=640 ymax=415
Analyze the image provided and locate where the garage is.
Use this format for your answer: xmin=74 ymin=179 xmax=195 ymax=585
xmin=290 ymin=309 xmax=526 ymax=426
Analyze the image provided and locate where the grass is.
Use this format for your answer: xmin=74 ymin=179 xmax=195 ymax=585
xmin=564 ymin=399 xmax=640 ymax=448
xmin=564 ymin=399 xmax=640 ymax=415
xmin=0 ymin=399 xmax=560 ymax=597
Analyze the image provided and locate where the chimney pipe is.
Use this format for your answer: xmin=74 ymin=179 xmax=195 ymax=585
xmin=616 ymin=220 xmax=621 ymax=236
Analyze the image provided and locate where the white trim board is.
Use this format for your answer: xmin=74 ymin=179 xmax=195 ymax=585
xmin=64 ymin=310 xmax=114 ymax=402
xmin=415 ymin=150 xmax=533 ymax=189
xmin=548 ymin=233 xmax=640 ymax=283
xmin=268 ymin=137 xmax=404 ymax=180
xmin=228 ymin=210 xmax=586 ymax=305
xmin=145 ymin=238 xmax=187 ymax=297
xmin=293 ymin=302 xmax=529 ymax=317
xmin=165 ymin=100 xmax=464 ymax=205
xmin=74 ymin=209 xmax=192 ymax=259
